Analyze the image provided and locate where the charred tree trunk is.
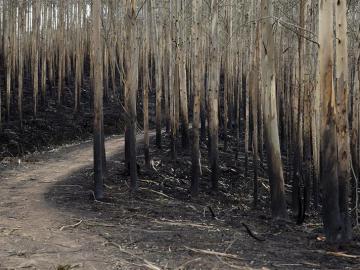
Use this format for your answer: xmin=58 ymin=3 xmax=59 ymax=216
xmin=179 ymin=0 xmax=189 ymax=149
xmin=319 ymin=0 xmax=343 ymax=243
xmin=208 ymin=0 xmax=220 ymax=190
xmin=125 ymin=0 xmax=139 ymax=192
xmin=18 ymin=1 xmax=25 ymax=129
xmin=191 ymin=0 xmax=201 ymax=196
xmin=92 ymin=0 xmax=104 ymax=200
xmin=335 ymin=0 xmax=352 ymax=242
xmin=57 ymin=1 xmax=65 ymax=105
xmin=260 ymin=0 xmax=288 ymax=219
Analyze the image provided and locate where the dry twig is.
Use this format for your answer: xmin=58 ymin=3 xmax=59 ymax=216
xmin=106 ymin=241 xmax=161 ymax=270
xmin=184 ymin=246 xmax=243 ymax=261
xmin=154 ymin=219 xmax=214 ymax=229
xmin=59 ymin=220 xmax=83 ymax=231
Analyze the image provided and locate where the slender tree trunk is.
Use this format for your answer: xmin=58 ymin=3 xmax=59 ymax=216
xmin=179 ymin=0 xmax=189 ymax=149
xmin=57 ymin=1 xmax=65 ymax=105
xmin=303 ymin=0 xmax=312 ymax=213
xmin=18 ymin=1 xmax=25 ymax=129
xmin=74 ymin=1 xmax=82 ymax=113
xmin=4 ymin=2 xmax=11 ymax=121
xmin=154 ymin=1 xmax=162 ymax=149
xmin=335 ymin=0 xmax=352 ymax=242
xmin=41 ymin=3 xmax=47 ymax=105
xmin=169 ymin=1 xmax=177 ymax=159
xmin=260 ymin=0 xmax=288 ymax=219
xmin=163 ymin=10 xmax=170 ymax=135
xmin=252 ymin=18 xmax=260 ymax=207
xmin=351 ymin=45 xmax=360 ymax=227
xmin=319 ymin=0 xmax=343 ymax=243
xmin=191 ymin=0 xmax=201 ymax=196
xmin=143 ymin=0 xmax=151 ymax=167
xmin=92 ymin=0 xmax=104 ymax=200
xmin=208 ymin=0 xmax=220 ymax=190
xmin=163 ymin=5 xmax=171 ymax=135
xmin=313 ymin=31 xmax=321 ymax=210
xmin=32 ymin=0 xmax=40 ymax=117
xmin=125 ymin=0 xmax=139 ymax=192
xmin=223 ymin=0 xmax=232 ymax=151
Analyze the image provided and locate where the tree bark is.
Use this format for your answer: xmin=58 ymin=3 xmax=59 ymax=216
xmin=191 ymin=0 xmax=201 ymax=196
xmin=319 ymin=0 xmax=342 ymax=243
xmin=92 ymin=0 xmax=104 ymax=200
xmin=32 ymin=0 xmax=40 ymax=117
xmin=208 ymin=0 xmax=220 ymax=190
xmin=335 ymin=0 xmax=352 ymax=242
xmin=179 ymin=0 xmax=189 ymax=149
xmin=18 ymin=1 xmax=25 ymax=129
xmin=260 ymin=0 xmax=288 ymax=219
xmin=143 ymin=0 xmax=151 ymax=167
xmin=58 ymin=0 xmax=65 ymax=105
xmin=125 ymin=0 xmax=139 ymax=192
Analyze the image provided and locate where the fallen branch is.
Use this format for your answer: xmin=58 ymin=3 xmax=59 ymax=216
xmin=325 ymin=251 xmax=360 ymax=259
xmin=89 ymin=190 xmax=112 ymax=204
xmin=60 ymin=220 xmax=83 ymax=231
xmin=139 ymin=187 xmax=174 ymax=200
xmin=241 ymin=223 xmax=265 ymax=242
xmin=273 ymin=263 xmax=302 ymax=267
xmin=184 ymin=246 xmax=243 ymax=261
xmin=225 ymin=234 xmax=240 ymax=253
xmin=85 ymin=222 xmax=115 ymax=227
xmin=106 ymin=241 xmax=161 ymax=270
xmin=310 ymin=249 xmax=360 ymax=259
xmin=175 ymin=258 xmax=201 ymax=270
xmin=153 ymin=219 xmax=214 ymax=229
xmin=216 ymin=255 xmax=245 ymax=269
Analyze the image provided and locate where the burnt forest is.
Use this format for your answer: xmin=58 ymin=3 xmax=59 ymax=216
xmin=0 ymin=0 xmax=360 ymax=269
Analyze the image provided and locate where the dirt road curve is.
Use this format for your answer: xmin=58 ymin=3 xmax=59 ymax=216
xmin=0 ymin=135 xmax=132 ymax=270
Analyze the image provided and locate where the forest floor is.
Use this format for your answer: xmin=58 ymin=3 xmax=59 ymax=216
xmin=0 ymin=132 xmax=360 ymax=270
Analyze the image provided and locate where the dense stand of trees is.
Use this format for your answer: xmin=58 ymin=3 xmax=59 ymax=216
xmin=0 ymin=0 xmax=360 ymax=244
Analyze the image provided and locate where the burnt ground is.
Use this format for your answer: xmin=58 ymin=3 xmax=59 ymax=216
xmin=1 ymin=127 xmax=359 ymax=269
xmin=0 ymin=68 xmax=151 ymax=160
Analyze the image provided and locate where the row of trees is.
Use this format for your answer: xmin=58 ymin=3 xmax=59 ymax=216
xmin=0 ymin=0 xmax=359 ymax=244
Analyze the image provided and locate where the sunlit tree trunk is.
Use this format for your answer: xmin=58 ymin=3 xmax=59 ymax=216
xmin=191 ymin=0 xmax=201 ymax=196
xmin=260 ymin=0 xmax=288 ymax=219
xmin=251 ymin=16 xmax=260 ymax=207
xmin=319 ymin=0 xmax=342 ymax=243
xmin=57 ymin=0 xmax=65 ymax=105
xmin=125 ymin=0 xmax=139 ymax=192
xmin=4 ymin=1 xmax=11 ymax=122
xmin=143 ymin=0 xmax=151 ymax=167
xmin=208 ymin=0 xmax=220 ymax=190
xmin=32 ymin=0 xmax=40 ymax=117
xmin=154 ymin=1 xmax=162 ymax=149
xmin=41 ymin=3 xmax=47 ymax=105
xmin=163 ymin=3 xmax=171 ymax=134
xmin=335 ymin=0 xmax=352 ymax=242
xmin=312 ymin=4 xmax=321 ymax=209
xmin=351 ymin=37 xmax=360 ymax=227
xmin=169 ymin=1 xmax=177 ymax=159
xmin=302 ymin=0 xmax=312 ymax=212
xmin=18 ymin=0 xmax=26 ymax=129
xmin=179 ymin=0 xmax=189 ymax=148
xmin=223 ymin=0 xmax=233 ymax=151
xmin=74 ymin=1 xmax=82 ymax=113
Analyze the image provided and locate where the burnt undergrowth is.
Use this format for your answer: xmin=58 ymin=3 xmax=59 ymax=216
xmin=44 ymin=132 xmax=360 ymax=269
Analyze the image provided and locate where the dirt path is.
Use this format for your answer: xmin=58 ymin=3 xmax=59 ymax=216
xmin=0 ymin=135 xmax=137 ymax=270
